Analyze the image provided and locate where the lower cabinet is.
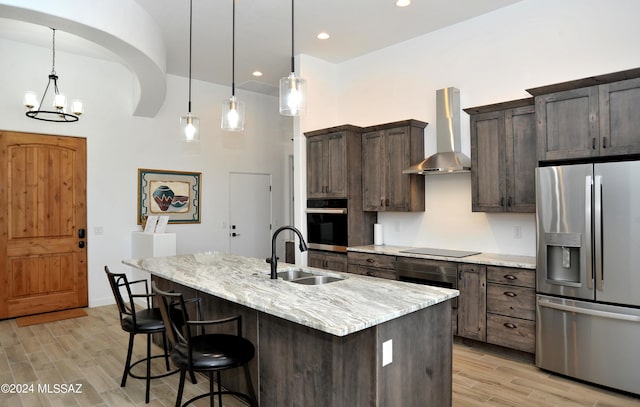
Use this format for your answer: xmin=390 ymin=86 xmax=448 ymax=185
xmin=486 ymin=266 xmax=536 ymax=353
xmin=346 ymin=252 xmax=397 ymax=280
xmin=457 ymin=264 xmax=487 ymax=341
xmin=456 ymin=264 xmax=535 ymax=353
xmin=308 ymin=250 xmax=348 ymax=272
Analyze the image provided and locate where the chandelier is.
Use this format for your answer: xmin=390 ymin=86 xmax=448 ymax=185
xmin=24 ymin=28 xmax=83 ymax=122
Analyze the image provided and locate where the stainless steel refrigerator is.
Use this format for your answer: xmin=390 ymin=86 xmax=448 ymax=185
xmin=536 ymin=161 xmax=640 ymax=395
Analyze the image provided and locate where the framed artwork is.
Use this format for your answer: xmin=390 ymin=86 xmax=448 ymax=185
xmin=138 ymin=168 xmax=201 ymax=224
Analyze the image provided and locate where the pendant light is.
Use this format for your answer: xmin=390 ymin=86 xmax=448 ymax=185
xmin=221 ymin=0 xmax=245 ymax=131
xmin=180 ymin=0 xmax=200 ymax=141
xmin=24 ymin=28 xmax=83 ymax=122
xmin=279 ymin=0 xmax=306 ymax=116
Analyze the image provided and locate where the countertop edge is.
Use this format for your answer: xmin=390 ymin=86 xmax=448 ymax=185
xmin=347 ymin=245 xmax=536 ymax=269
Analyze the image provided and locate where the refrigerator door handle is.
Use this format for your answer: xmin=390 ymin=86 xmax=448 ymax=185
xmin=594 ymin=175 xmax=603 ymax=291
xmin=539 ymin=300 xmax=640 ymax=322
xmin=585 ymin=175 xmax=593 ymax=290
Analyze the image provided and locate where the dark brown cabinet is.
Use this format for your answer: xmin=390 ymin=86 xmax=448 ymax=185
xmin=528 ymin=70 xmax=640 ymax=162
xmin=486 ymin=266 xmax=536 ymax=353
xmin=306 ymin=131 xmax=348 ymax=199
xmin=466 ymin=99 xmax=536 ymax=213
xmin=457 ymin=263 xmax=486 ymax=341
xmin=361 ymin=120 xmax=426 ymax=212
xmin=308 ymin=250 xmax=347 ymax=272
xmin=346 ymin=252 xmax=396 ymax=280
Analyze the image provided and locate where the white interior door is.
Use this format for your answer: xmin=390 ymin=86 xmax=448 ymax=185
xmin=229 ymin=172 xmax=272 ymax=258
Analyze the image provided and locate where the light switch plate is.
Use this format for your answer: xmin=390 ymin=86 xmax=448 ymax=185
xmin=382 ymin=339 xmax=393 ymax=366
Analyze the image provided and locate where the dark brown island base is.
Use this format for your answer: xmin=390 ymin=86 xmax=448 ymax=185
xmin=124 ymin=253 xmax=458 ymax=406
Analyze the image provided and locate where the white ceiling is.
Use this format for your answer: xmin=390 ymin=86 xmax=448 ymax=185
xmin=1 ymin=0 xmax=523 ymax=95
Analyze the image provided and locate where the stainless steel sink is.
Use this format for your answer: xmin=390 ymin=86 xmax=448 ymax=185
xmin=277 ymin=269 xmax=314 ymax=281
xmin=289 ymin=275 xmax=344 ymax=285
xmin=277 ymin=270 xmax=344 ymax=285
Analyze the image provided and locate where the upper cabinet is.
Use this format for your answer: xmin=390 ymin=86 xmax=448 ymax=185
xmin=465 ymin=99 xmax=536 ymax=213
xmin=527 ymin=68 xmax=640 ymax=162
xmin=307 ymin=131 xmax=347 ymax=198
xmin=306 ymin=125 xmax=363 ymax=199
xmin=361 ymin=120 xmax=427 ymax=212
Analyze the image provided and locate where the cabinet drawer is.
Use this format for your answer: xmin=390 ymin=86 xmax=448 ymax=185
xmin=347 ymin=252 xmax=396 ymax=269
xmin=486 ymin=266 xmax=535 ymax=288
xmin=486 ymin=314 xmax=535 ymax=353
xmin=348 ymin=264 xmax=396 ymax=280
xmin=308 ymin=251 xmax=348 ymax=272
xmin=487 ymin=283 xmax=535 ymax=320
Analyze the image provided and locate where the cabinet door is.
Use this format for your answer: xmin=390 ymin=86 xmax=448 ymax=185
xmin=505 ymin=105 xmax=536 ymax=212
xmin=457 ymin=264 xmax=486 ymax=341
xmin=599 ymin=77 xmax=640 ymax=156
xmin=308 ymin=250 xmax=347 ymax=272
xmin=385 ymin=127 xmax=411 ymax=211
xmin=536 ymin=86 xmax=599 ymax=161
xmin=306 ymin=136 xmax=327 ymax=198
xmin=307 ymin=133 xmax=348 ymax=199
xmin=471 ymin=111 xmax=505 ymax=212
xmin=325 ymin=133 xmax=347 ymax=198
xmin=362 ymin=131 xmax=385 ymax=211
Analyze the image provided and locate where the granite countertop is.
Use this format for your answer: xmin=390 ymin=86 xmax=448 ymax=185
xmin=123 ymin=252 xmax=458 ymax=337
xmin=348 ymin=245 xmax=536 ymax=269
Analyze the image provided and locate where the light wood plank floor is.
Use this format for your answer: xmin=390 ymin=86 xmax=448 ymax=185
xmin=0 ymin=305 xmax=638 ymax=406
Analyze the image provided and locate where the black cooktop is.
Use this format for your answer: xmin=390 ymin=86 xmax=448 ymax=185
xmin=398 ymin=248 xmax=481 ymax=258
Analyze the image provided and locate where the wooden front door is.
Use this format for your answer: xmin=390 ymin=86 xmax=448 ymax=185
xmin=0 ymin=131 xmax=87 ymax=319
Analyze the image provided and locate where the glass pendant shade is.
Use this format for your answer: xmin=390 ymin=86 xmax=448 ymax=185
xmin=279 ymin=72 xmax=306 ymax=116
xmin=24 ymin=91 xmax=39 ymax=110
xmin=221 ymin=96 xmax=245 ymax=131
xmin=180 ymin=113 xmax=200 ymax=142
xmin=71 ymin=99 xmax=84 ymax=115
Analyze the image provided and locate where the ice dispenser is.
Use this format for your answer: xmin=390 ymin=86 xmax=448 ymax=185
xmin=544 ymin=232 xmax=582 ymax=285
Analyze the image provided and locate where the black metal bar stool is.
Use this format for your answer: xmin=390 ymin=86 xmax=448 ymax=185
xmin=105 ymin=266 xmax=178 ymax=403
xmin=152 ymin=281 xmax=258 ymax=407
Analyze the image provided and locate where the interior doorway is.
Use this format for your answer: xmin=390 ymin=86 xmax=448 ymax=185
xmin=0 ymin=131 xmax=88 ymax=318
xmin=228 ymin=172 xmax=272 ymax=259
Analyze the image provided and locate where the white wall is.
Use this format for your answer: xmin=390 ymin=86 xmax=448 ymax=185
xmin=0 ymin=38 xmax=292 ymax=307
xmin=299 ymin=0 xmax=640 ymax=256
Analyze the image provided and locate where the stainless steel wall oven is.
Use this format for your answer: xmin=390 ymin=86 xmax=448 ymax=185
xmin=306 ymin=199 xmax=348 ymax=252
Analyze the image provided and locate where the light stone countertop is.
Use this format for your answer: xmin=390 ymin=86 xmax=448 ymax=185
xmin=123 ymin=252 xmax=459 ymax=337
xmin=348 ymin=245 xmax=536 ymax=269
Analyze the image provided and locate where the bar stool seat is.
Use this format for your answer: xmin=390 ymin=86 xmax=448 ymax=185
xmin=153 ymin=281 xmax=258 ymax=407
xmin=105 ymin=266 xmax=178 ymax=403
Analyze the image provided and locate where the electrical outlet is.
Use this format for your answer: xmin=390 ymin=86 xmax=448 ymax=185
xmin=94 ymin=226 xmax=104 ymax=235
xmin=382 ymin=339 xmax=393 ymax=366
xmin=513 ymin=225 xmax=522 ymax=239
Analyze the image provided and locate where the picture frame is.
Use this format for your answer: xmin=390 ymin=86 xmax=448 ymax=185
xmin=138 ymin=168 xmax=201 ymax=224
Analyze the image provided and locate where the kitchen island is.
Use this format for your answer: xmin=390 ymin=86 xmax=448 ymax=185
xmin=123 ymin=252 xmax=458 ymax=406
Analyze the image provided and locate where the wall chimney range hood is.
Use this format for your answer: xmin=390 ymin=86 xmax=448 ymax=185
xmin=403 ymin=87 xmax=470 ymax=175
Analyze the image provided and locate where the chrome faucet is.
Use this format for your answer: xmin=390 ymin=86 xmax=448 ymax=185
xmin=266 ymin=226 xmax=308 ymax=279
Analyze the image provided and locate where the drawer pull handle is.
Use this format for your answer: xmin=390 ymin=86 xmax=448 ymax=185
xmin=366 ymin=258 xmax=374 ymax=263
xmin=504 ymin=322 xmax=517 ymax=329
xmin=504 ymin=291 xmax=517 ymax=297
xmin=504 ymin=274 xmax=517 ymax=280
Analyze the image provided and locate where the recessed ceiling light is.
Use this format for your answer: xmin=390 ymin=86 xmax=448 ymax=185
xmin=317 ymin=32 xmax=330 ymax=40
xmin=252 ymin=71 xmax=263 ymax=77
xmin=396 ymin=0 xmax=411 ymax=7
